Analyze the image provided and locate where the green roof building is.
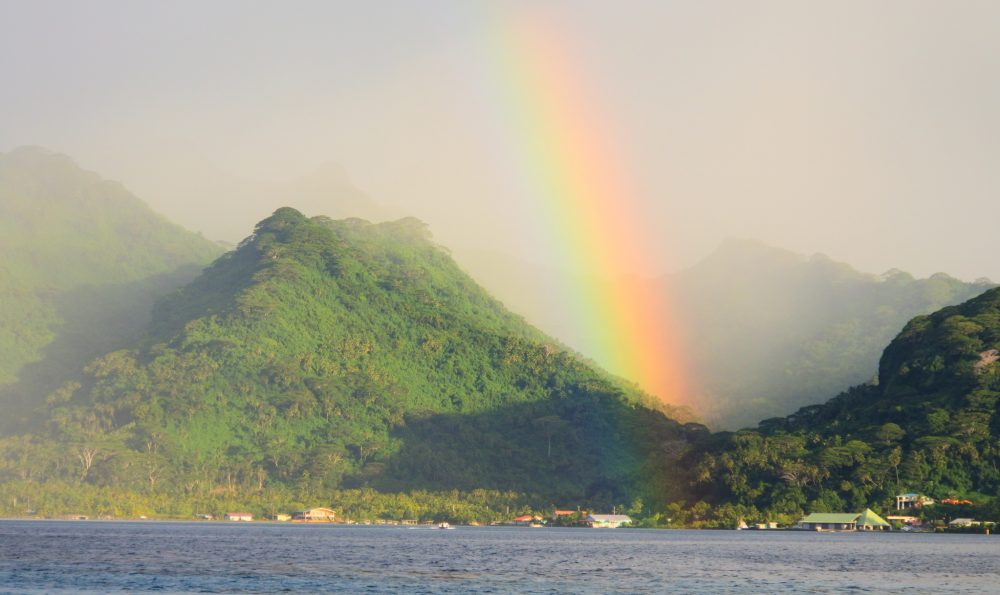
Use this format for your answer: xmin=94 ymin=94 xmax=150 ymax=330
xmin=855 ymin=508 xmax=891 ymax=530
xmin=797 ymin=509 xmax=891 ymax=532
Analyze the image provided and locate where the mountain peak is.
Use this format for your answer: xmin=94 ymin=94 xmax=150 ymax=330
xmin=1 ymin=145 xmax=87 ymax=175
xmin=690 ymin=238 xmax=802 ymax=273
xmin=6 ymin=145 xmax=61 ymax=159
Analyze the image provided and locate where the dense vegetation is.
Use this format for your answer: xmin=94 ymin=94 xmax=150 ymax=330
xmin=671 ymin=239 xmax=993 ymax=428
xmin=684 ymin=286 xmax=1000 ymax=525
xmin=0 ymin=208 xmax=701 ymax=517
xmin=0 ymin=147 xmax=222 ymax=429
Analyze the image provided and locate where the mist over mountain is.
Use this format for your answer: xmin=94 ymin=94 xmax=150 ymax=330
xmin=674 ymin=239 xmax=993 ymax=428
xmin=685 ymin=286 xmax=1000 ymax=524
xmin=462 ymin=238 xmax=993 ymax=429
xmin=5 ymin=145 xmax=988 ymax=437
xmin=0 ymin=147 xmax=222 ymax=430
xmin=117 ymin=158 xmax=401 ymax=244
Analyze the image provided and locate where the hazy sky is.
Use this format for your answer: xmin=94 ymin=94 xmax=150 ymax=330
xmin=3 ymin=0 xmax=999 ymax=280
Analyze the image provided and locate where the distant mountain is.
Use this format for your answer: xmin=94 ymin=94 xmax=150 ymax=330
xmin=673 ymin=239 xmax=994 ymax=428
xmin=0 ymin=147 xmax=222 ymax=429
xmin=687 ymin=286 xmax=1000 ymax=523
xmin=456 ymin=238 xmax=993 ymax=429
xmin=2 ymin=209 xmax=700 ymax=509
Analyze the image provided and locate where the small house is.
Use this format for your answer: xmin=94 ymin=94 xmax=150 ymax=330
xmin=797 ymin=513 xmax=859 ymax=531
xmin=273 ymin=514 xmax=292 ymax=522
xmin=753 ymin=521 xmax=779 ymax=530
xmin=797 ymin=509 xmax=890 ymax=531
xmin=225 ymin=512 xmax=253 ymax=522
xmin=585 ymin=514 xmax=632 ymax=528
xmin=896 ymin=493 xmax=935 ymax=510
xmin=511 ymin=514 xmax=539 ymax=526
xmin=293 ymin=507 xmax=336 ymax=522
xmin=856 ymin=509 xmax=891 ymax=531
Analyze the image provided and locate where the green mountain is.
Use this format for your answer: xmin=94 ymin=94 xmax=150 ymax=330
xmin=0 ymin=147 xmax=222 ymax=429
xmin=686 ymin=286 xmax=1000 ymax=524
xmin=671 ymin=239 xmax=993 ymax=428
xmin=1 ymin=208 xmax=699 ymax=514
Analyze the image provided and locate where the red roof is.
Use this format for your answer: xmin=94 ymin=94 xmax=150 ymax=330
xmin=553 ymin=510 xmax=576 ymax=516
xmin=513 ymin=515 xmax=534 ymax=522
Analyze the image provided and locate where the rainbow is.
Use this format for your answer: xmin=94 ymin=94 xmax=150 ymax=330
xmin=475 ymin=10 xmax=690 ymax=408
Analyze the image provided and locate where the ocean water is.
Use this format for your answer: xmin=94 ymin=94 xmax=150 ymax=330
xmin=0 ymin=520 xmax=998 ymax=593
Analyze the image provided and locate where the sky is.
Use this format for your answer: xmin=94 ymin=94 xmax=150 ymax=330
xmin=2 ymin=0 xmax=999 ymax=282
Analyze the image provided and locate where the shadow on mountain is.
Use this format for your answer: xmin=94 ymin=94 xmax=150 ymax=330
xmin=346 ymin=395 xmax=709 ymax=507
xmin=0 ymin=264 xmax=207 ymax=433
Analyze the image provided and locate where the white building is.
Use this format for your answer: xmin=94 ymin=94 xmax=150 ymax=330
xmin=293 ymin=507 xmax=336 ymax=522
xmin=585 ymin=514 xmax=632 ymax=528
xmin=896 ymin=493 xmax=934 ymax=510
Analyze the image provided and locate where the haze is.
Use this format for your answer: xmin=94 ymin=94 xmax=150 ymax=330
xmin=3 ymin=0 xmax=999 ymax=282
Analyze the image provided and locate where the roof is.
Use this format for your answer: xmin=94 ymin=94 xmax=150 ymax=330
xmin=856 ymin=509 xmax=890 ymax=527
xmin=512 ymin=515 xmax=535 ymax=521
xmin=799 ymin=512 xmax=861 ymax=524
xmin=587 ymin=514 xmax=632 ymax=522
xmin=800 ymin=509 xmax=890 ymax=526
xmin=897 ymin=493 xmax=920 ymax=498
xmin=553 ymin=510 xmax=576 ymax=515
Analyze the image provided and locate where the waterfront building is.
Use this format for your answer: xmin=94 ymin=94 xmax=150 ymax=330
xmin=585 ymin=514 xmax=633 ymax=528
xmin=511 ymin=514 xmax=540 ymax=526
xmin=293 ymin=507 xmax=336 ymax=522
xmin=796 ymin=509 xmax=890 ymax=531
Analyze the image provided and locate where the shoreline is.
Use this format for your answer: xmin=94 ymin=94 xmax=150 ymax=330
xmin=2 ymin=517 xmax=981 ymax=534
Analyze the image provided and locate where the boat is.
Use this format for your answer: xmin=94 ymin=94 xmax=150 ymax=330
xmin=736 ymin=519 xmax=749 ymax=530
xmin=438 ymin=522 xmax=454 ymax=529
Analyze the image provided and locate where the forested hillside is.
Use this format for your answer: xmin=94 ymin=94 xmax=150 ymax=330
xmin=686 ymin=286 xmax=1000 ymax=524
xmin=0 ymin=147 xmax=222 ymax=429
xmin=0 ymin=209 xmax=701 ymax=516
